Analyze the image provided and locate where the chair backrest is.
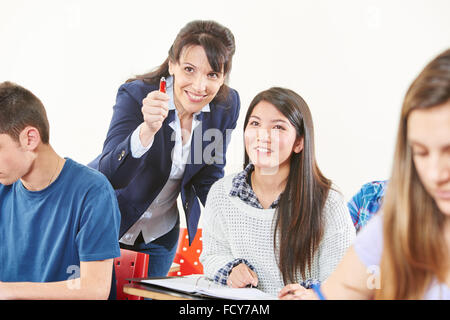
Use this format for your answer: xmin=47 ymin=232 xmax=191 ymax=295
xmin=168 ymin=228 xmax=203 ymax=276
xmin=114 ymin=249 xmax=149 ymax=300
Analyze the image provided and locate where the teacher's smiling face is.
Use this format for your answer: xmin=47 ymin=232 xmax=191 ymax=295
xmin=169 ymin=45 xmax=225 ymax=115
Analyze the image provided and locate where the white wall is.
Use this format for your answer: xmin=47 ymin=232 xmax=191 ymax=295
xmin=1 ymin=0 xmax=449 ymax=227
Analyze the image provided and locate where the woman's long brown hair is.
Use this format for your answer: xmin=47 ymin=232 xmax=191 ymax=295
xmin=243 ymin=87 xmax=332 ymax=283
xmin=376 ymin=49 xmax=450 ymax=299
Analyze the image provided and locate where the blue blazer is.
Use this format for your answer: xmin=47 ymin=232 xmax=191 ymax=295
xmin=89 ymin=80 xmax=240 ymax=245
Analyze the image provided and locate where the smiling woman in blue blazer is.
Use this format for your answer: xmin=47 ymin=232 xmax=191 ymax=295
xmin=89 ymin=20 xmax=240 ymax=277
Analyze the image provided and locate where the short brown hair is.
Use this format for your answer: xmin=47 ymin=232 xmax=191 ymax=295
xmin=0 ymin=81 xmax=50 ymax=144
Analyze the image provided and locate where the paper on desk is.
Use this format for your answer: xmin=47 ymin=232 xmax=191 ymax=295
xmin=141 ymin=275 xmax=199 ymax=294
xmin=198 ymin=286 xmax=277 ymax=300
xmin=140 ymin=275 xmax=277 ymax=300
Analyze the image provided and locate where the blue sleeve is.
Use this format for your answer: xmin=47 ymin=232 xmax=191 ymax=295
xmin=347 ymin=190 xmax=363 ymax=231
xmin=97 ymin=83 xmax=151 ymax=189
xmin=76 ymin=179 xmax=121 ymax=262
xmin=348 ymin=181 xmax=388 ymax=232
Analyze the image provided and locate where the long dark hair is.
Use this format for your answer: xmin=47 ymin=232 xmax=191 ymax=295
xmin=127 ymin=20 xmax=235 ymax=102
xmin=243 ymin=87 xmax=332 ymax=283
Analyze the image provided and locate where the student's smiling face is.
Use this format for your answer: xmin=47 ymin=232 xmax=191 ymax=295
xmin=169 ymin=45 xmax=225 ymax=115
xmin=244 ymin=100 xmax=303 ymax=173
xmin=408 ymin=102 xmax=450 ymax=216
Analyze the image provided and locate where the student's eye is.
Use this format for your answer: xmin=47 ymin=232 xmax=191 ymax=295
xmin=249 ymin=120 xmax=259 ymax=126
xmin=412 ymin=149 xmax=427 ymax=157
xmin=184 ymin=66 xmax=194 ymax=73
xmin=273 ymin=125 xmax=285 ymax=130
xmin=413 ymin=153 xmax=427 ymax=157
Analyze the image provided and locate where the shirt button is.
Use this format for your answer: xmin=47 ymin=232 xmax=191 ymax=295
xmin=118 ymin=150 xmax=126 ymax=161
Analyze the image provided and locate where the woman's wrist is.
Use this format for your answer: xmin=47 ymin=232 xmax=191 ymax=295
xmin=139 ymin=123 xmax=156 ymax=147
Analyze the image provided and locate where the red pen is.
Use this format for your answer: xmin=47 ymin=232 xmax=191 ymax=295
xmin=159 ymin=77 xmax=166 ymax=93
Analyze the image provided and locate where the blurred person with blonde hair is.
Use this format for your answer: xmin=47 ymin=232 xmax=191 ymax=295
xmin=280 ymin=48 xmax=450 ymax=300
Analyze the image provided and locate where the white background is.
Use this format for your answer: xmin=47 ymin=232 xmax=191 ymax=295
xmin=1 ymin=0 xmax=449 ymax=227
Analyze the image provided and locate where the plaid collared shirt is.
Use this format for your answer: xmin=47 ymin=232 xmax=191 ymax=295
xmin=347 ymin=180 xmax=387 ymax=232
xmin=229 ymin=163 xmax=280 ymax=209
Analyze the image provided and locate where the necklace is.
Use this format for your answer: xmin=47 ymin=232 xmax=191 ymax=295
xmin=47 ymin=157 xmax=60 ymax=188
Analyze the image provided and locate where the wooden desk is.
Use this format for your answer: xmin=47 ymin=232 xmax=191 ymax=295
xmin=123 ymin=282 xmax=206 ymax=300
xmin=122 ymin=263 xmax=189 ymax=300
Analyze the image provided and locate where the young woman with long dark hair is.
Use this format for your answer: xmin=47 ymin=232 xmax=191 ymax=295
xmin=200 ymin=87 xmax=355 ymax=295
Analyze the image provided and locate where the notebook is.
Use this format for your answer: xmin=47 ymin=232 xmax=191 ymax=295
xmin=138 ymin=275 xmax=277 ymax=300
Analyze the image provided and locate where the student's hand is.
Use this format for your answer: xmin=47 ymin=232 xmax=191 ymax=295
xmin=227 ymin=263 xmax=258 ymax=288
xmin=278 ymin=283 xmax=318 ymax=300
xmin=140 ymin=90 xmax=170 ymax=146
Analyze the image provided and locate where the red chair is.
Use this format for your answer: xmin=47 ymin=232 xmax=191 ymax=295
xmin=168 ymin=228 xmax=203 ymax=276
xmin=114 ymin=249 xmax=149 ymax=300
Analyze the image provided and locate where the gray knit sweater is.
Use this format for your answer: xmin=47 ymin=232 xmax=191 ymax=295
xmin=200 ymin=174 xmax=356 ymax=296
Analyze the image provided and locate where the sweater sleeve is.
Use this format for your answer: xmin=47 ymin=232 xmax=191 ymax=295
xmin=199 ymin=180 xmax=237 ymax=280
xmin=317 ymin=189 xmax=356 ymax=282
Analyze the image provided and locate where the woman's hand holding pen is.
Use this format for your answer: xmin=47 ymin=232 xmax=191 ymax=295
xmin=278 ymin=283 xmax=317 ymax=300
xmin=227 ymin=263 xmax=258 ymax=288
xmin=139 ymin=90 xmax=170 ymax=147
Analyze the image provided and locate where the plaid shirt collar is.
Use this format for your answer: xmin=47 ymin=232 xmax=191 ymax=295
xmin=229 ymin=163 xmax=280 ymax=209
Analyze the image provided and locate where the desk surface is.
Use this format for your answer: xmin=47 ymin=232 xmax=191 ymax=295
xmin=123 ymin=282 xmax=207 ymax=300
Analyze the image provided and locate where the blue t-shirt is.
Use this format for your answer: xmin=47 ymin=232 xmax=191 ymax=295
xmin=0 ymin=158 xmax=121 ymax=283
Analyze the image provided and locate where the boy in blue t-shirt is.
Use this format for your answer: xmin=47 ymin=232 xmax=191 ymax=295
xmin=0 ymin=82 xmax=121 ymax=299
